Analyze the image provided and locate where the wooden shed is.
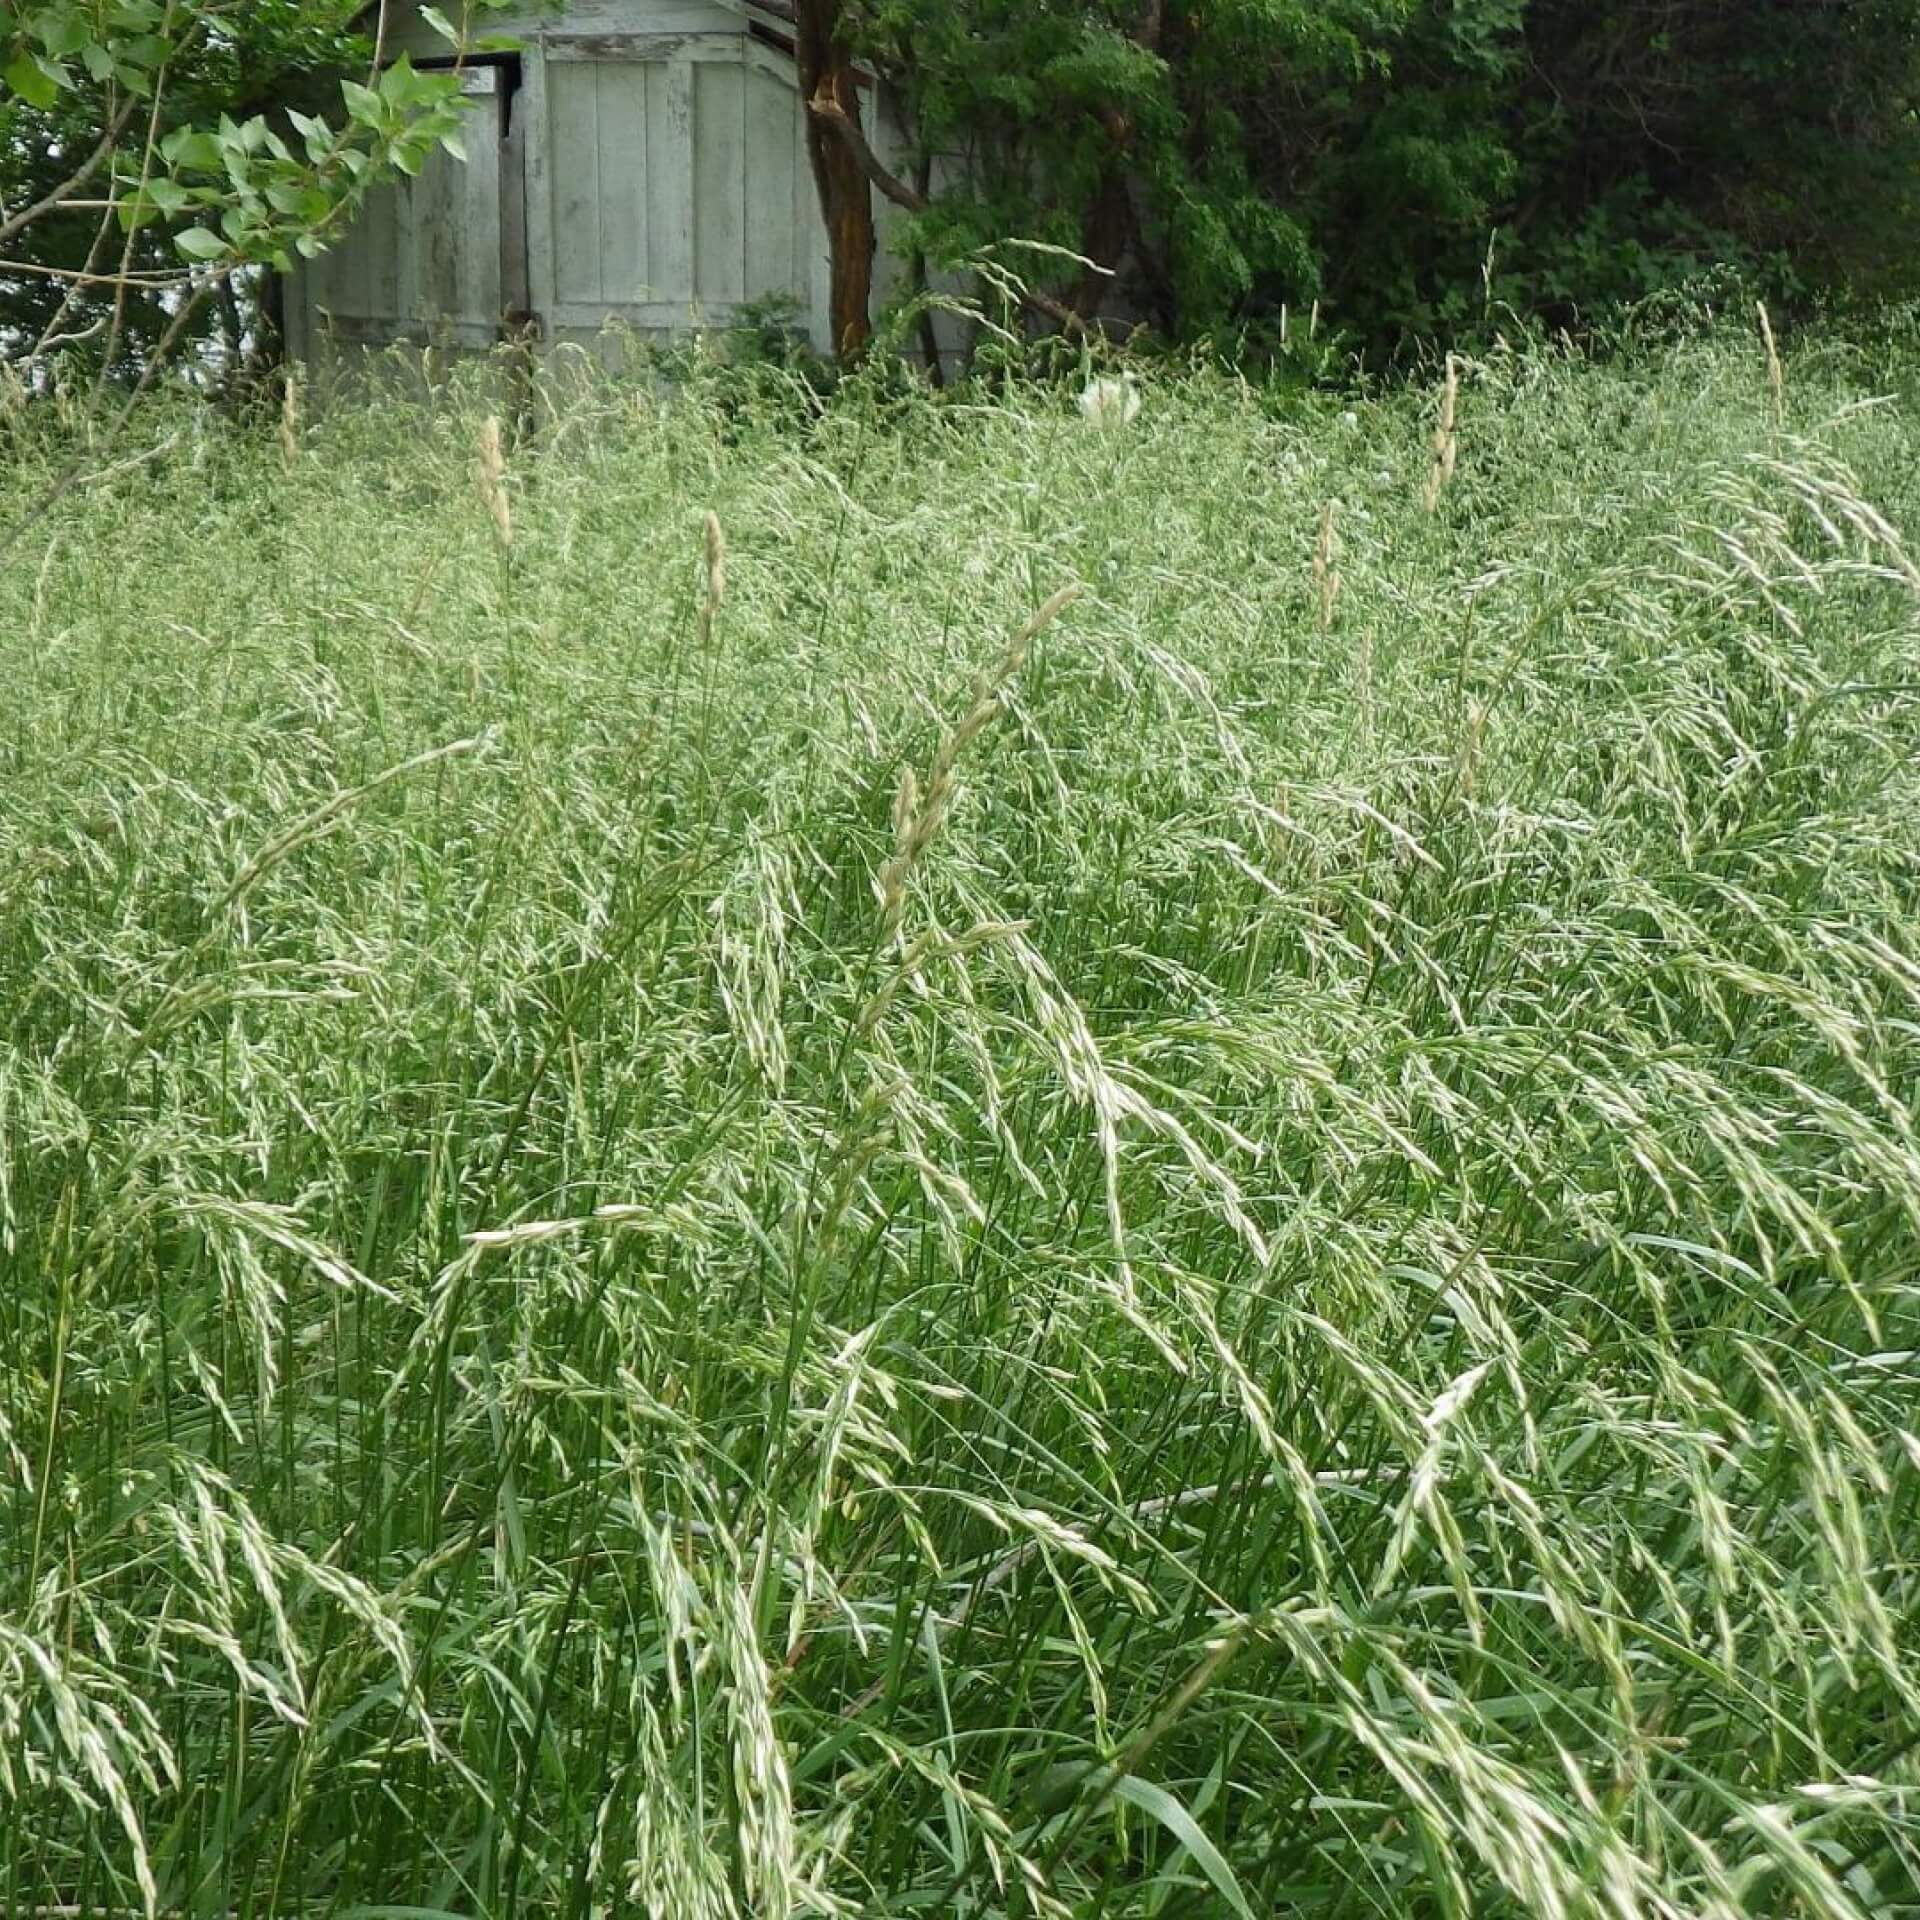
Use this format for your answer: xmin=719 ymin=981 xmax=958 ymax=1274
xmin=285 ymin=1 xmax=924 ymax=369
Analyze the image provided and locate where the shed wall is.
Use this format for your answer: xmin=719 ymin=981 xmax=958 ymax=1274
xmin=290 ymin=2 xmax=967 ymax=376
xmin=289 ymin=64 xmax=509 ymax=362
xmin=526 ymin=33 xmax=821 ymax=353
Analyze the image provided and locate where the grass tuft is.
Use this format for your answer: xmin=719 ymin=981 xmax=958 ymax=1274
xmin=2 ymin=326 xmax=1918 ymax=1916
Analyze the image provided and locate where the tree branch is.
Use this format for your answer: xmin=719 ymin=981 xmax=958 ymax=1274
xmin=806 ymin=93 xmax=1089 ymax=339
xmin=808 ymin=91 xmax=926 ymax=214
xmin=0 ymin=96 xmax=140 ymax=248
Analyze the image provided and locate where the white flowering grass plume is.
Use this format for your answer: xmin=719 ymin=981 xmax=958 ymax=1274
xmin=1078 ymin=371 xmax=1141 ymax=428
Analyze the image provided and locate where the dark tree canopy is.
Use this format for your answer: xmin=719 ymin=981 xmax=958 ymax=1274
xmin=838 ymin=0 xmax=1920 ymax=357
xmin=7 ymin=0 xmax=1919 ymax=377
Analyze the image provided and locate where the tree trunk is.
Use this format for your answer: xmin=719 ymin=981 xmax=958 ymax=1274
xmin=793 ymin=0 xmax=875 ymax=359
xmin=1070 ymin=3 xmax=1165 ymax=325
xmin=902 ymin=150 xmax=945 ymax=385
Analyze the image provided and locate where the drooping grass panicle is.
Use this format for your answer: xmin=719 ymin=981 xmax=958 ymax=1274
xmin=1757 ymin=299 xmax=1785 ymax=420
xmin=3 ymin=327 xmax=1917 ymax=1920
xmin=876 ymin=582 xmax=1081 ymax=935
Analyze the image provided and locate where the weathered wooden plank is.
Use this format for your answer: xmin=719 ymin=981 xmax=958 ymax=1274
xmin=548 ymin=298 xmax=746 ymax=330
xmin=413 ymin=149 xmax=456 ymax=321
xmin=384 ymin=0 xmax=746 ymax=57
xmin=366 ymin=184 xmax=402 ymax=323
xmin=595 ymin=60 xmax=651 ymax=303
xmin=283 ymin=259 xmax=308 ymax=363
xmin=743 ymin=54 xmax=798 ymax=303
xmin=438 ymin=65 xmax=489 ymax=336
xmin=319 ymin=195 xmax=359 ymax=323
xmin=459 ymin=96 xmax=503 ymax=333
xmin=693 ymin=55 xmax=747 ymax=306
xmin=500 ymin=84 xmax=530 ymax=319
xmin=547 ymin=33 xmax=702 ymax=60
xmin=550 ymin=61 xmax=604 ymax=304
xmin=652 ymin=57 xmax=695 ymax=303
xmin=293 ymin=249 xmax=326 ymax=343
xmin=522 ymin=39 xmax=555 ymax=324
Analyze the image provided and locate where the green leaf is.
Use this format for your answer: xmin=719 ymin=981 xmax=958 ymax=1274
xmin=117 ymin=33 xmax=169 ymax=72
xmin=420 ymin=6 xmax=461 ymax=46
xmin=175 ymin=226 xmax=231 ymax=262
xmin=33 ymin=14 xmax=92 ymax=60
xmin=161 ymin=127 xmax=223 ymax=171
xmin=378 ymin=52 xmax=419 ymax=105
xmin=4 ymin=52 xmax=62 ymax=109
xmin=1108 ymin=1776 xmax=1256 ymax=1920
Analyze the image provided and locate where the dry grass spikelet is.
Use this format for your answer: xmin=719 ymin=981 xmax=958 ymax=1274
xmin=1314 ymin=499 xmax=1342 ymax=632
xmin=279 ymin=364 xmax=300 ymax=471
xmin=1458 ymin=696 xmax=1486 ymax=799
xmin=695 ymin=510 xmax=727 ymax=654
xmin=703 ymin=509 xmax=727 ymax=607
xmin=1756 ymin=301 xmax=1784 ymax=420
xmin=1421 ymin=355 xmax=1460 ymax=513
xmin=474 ymin=414 xmax=512 ymax=549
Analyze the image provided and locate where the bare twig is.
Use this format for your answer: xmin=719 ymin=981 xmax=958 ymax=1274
xmin=73 ymin=430 xmax=183 ymax=489
xmin=97 ymin=49 xmax=175 ymax=399
xmin=807 ymin=91 xmax=1089 ymax=339
xmin=0 ymin=96 xmax=139 ymax=247
xmin=29 ymin=201 xmax=122 ymax=360
xmin=0 ymin=259 xmax=194 ymax=289
xmin=34 ymin=316 xmax=108 ymax=357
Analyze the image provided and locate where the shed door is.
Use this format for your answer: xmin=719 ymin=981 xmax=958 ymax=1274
xmin=526 ymin=35 xmax=818 ymax=342
xmin=297 ymin=65 xmax=514 ymax=353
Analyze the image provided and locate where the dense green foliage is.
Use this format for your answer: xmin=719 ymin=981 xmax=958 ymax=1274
xmin=11 ymin=2 xmax=1920 ymax=377
xmin=0 ymin=2 xmax=504 ymax=375
xmin=3 ymin=323 xmax=1918 ymax=1913
xmin=862 ymin=0 xmax=1920 ymax=357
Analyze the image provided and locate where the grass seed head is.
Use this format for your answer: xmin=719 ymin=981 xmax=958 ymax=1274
xmin=704 ymin=509 xmax=727 ymax=606
xmin=1422 ymin=355 xmax=1461 ymax=512
xmin=279 ymin=364 xmax=300 ymax=470
xmin=1757 ymin=300 xmax=1785 ymax=418
xmin=1314 ymin=498 xmax=1342 ymax=631
xmin=474 ymin=413 xmax=512 ymax=548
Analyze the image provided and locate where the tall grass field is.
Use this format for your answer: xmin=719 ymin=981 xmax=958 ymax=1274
xmin=3 ymin=324 xmax=1918 ymax=1917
